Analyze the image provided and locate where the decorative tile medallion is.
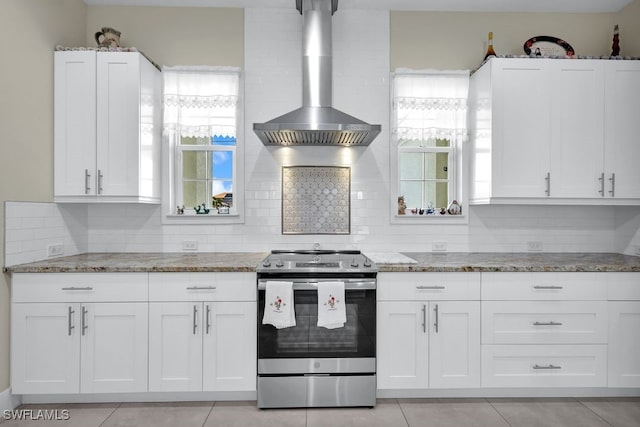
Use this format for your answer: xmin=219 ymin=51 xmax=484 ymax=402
xmin=282 ymin=166 xmax=350 ymax=235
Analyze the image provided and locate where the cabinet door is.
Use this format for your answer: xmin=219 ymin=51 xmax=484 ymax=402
xmin=203 ymin=302 xmax=257 ymax=391
xmin=11 ymin=303 xmax=80 ymax=394
xmin=80 ymin=302 xmax=148 ymax=393
xmin=429 ymin=302 xmax=480 ymax=388
xmin=549 ymin=60 xmax=605 ymax=198
xmin=605 ymin=62 xmax=640 ymax=199
xmin=96 ymin=52 xmax=141 ymax=197
xmin=608 ymin=302 xmax=640 ymax=387
xmin=54 ymin=51 xmax=97 ymax=198
xmin=149 ymin=302 xmax=203 ymax=392
xmin=492 ymin=59 xmax=551 ymax=198
xmin=377 ymin=301 xmax=428 ymax=389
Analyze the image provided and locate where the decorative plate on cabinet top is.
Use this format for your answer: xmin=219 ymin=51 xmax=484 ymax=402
xmin=523 ymin=36 xmax=575 ymax=57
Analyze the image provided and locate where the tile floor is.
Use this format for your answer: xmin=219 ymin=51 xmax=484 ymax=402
xmin=1 ymin=398 xmax=639 ymax=427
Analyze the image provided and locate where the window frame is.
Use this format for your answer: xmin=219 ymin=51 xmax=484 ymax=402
xmin=161 ymin=67 xmax=244 ymax=225
xmin=390 ymin=70 xmax=469 ymax=225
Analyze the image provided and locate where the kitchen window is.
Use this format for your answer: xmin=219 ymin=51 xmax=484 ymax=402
xmin=162 ymin=66 xmax=243 ymax=223
xmin=391 ymin=69 xmax=469 ymax=223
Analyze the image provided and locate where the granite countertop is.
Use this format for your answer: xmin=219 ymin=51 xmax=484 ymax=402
xmin=4 ymin=252 xmax=640 ymax=274
xmin=380 ymin=252 xmax=640 ymax=273
xmin=4 ymin=252 xmax=269 ymax=273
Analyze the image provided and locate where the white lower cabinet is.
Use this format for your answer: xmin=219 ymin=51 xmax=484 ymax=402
xmin=377 ymin=273 xmax=481 ymax=390
xmin=481 ymin=272 xmax=610 ymax=389
xmin=608 ymin=302 xmax=640 ymax=387
xmin=481 ymin=344 xmax=608 ymax=388
xmin=148 ymin=301 xmax=256 ymax=392
xmin=148 ymin=272 xmax=256 ymax=393
xmin=12 ymin=302 xmax=148 ymax=394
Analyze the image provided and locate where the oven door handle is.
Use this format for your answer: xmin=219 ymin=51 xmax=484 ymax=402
xmin=258 ymin=280 xmax=376 ymax=291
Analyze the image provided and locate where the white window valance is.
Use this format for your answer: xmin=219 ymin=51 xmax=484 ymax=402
xmin=163 ymin=66 xmax=240 ymax=138
xmin=393 ymin=69 xmax=469 ymax=142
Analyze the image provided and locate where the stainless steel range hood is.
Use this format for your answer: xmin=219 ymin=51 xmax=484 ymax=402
xmin=253 ymin=0 xmax=381 ymax=146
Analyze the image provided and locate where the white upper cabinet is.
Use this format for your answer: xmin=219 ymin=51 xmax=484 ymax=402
xmin=54 ymin=51 xmax=161 ymax=203
xmin=470 ymin=58 xmax=640 ymax=205
xmin=604 ymin=61 xmax=640 ymax=199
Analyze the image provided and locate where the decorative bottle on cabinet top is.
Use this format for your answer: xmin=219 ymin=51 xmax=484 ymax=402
xmin=611 ymin=24 xmax=620 ymax=57
xmin=484 ymin=32 xmax=497 ymax=61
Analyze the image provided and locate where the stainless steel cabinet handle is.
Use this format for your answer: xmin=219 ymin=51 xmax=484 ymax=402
xmin=422 ymin=304 xmax=427 ymax=333
xmin=84 ymin=169 xmax=91 ymax=194
xmin=416 ymin=285 xmax=445 ymax=290
xmin=545 ymin=172 xmax=551 ymax=196
xmin=533 ymin=364 xmax=561 ymax=370
xmin=533 ymin=321 xmax=563 ymax=326
xmin=98 ymin=170 xmax=104 ymax=194
xmin=206 ymin=305 xmax=211 ymax=335
xmin=62 ymin=287 xmax=94 ymax=291
xmin=598 ymin=172 xmax=605 ymax=196
xmin=81 ymin=306 xmax=88 ymax=336
xmin=186 ymin=286 xmax=217 ymax=291
xmin=609 ymin=173 xmax=616 ymax=197
xmin=68 ymin=306 xmax=75 ymax=336
xmin=434 ymin=304 xmax=439 ymax=333
xmin=193 ymin=305 xmax=198 ymax=335
xmin=533 ymin=285 xmax=563 ymax=290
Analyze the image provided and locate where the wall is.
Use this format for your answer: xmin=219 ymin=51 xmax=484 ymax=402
xmin=0 ymin=0 xmax=86 ymax=398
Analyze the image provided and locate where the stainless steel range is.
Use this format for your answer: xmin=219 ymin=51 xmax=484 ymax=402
xmin=256 ymin=250 xmax=377 ymax=408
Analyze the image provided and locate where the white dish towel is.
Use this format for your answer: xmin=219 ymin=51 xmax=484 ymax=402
xmin=317 ymin=281 xmax=346 ymax=329
xmin=262 ymin=281 xmax=296 ymax=329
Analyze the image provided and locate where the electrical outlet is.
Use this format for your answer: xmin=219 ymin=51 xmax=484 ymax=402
xmin=182 ymin=240 xmax=198 ymax=251
xmin=47 ymin=243 xmax=64 ymax=257
xmin=527 ymin=241 xmax=543 ymax=252
xmin=432 ymin=241 xmax=447 ymax=252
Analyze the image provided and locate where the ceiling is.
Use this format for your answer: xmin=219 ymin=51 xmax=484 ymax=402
xmin=83 ymin=0 xmax=634 ymax=13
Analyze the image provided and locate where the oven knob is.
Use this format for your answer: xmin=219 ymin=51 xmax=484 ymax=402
xmin=350 ymin=258 xmax=359 ymax=268
xmin=364 ymin=259 xmax=372 ymax=267
xmin=276 ymin=259 xmax=284 ymax=267
xmin=262 ymin=260 xmax=271 ymax=267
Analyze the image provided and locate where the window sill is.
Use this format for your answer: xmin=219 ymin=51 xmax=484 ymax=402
xmin=162 ymin=212 xmax=243 ymax=225
xmin=391 ymin=214 xmax=468 ymax=225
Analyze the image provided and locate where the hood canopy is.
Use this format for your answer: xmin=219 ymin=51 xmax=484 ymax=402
xmin=253 ymin=0 xmax=381 ymax=146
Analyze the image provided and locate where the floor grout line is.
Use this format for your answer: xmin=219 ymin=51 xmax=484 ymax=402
xmin=97 ymin=402 xmax=121 ymax=427
xmin=395 ymin=398 xmax=412 ymax=427
xmin=486 ymin=399 xmax=515 ymax=427
xmin=576 ymin=399 xmax=615 ymax=427
xmin=200 ymin=401 xmax=216 ymax=427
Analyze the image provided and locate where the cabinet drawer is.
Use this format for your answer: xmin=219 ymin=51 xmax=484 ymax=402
xmin=482 ymin=301 xmax=607 ymax=344
xmin=481 ymin=344 xmax=607 ymax=388
xmin=607 ymin=273 xmax=640 ymax=300
xmin=482 ymin=272 xmax=607 ymax=300
xmin=12 ymin=273 xmax=148 ymax=302
xmin=149 ymin=272 xmax=256 ymax=301
xmin=378 ymin=272 xmax=480 ymax=301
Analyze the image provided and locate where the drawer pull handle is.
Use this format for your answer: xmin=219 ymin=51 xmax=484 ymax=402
xmin=62 ymin=287 xmax=94 ymax=291
xmin=533 ymin=321 xmax=563 ymax=326
xmin=416 ymin=285 xmax=445 ymax=290
xmin=533 ymin=285 xmax=563 ymax=290
xmin=533 ymin=364 xmax=561 ymax=370
xmin=186 ymin=286 xmax=217 ymax=290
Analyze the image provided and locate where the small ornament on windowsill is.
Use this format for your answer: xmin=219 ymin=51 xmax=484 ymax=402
xmin=194 ymin=204 xmax=210 ymax=214
xmin=612 ymin=24 xmax=620 ymax=57
xmin=176 ymin=205 xmax=185 ymax=215
xmin=397 ymin=196 xmax=407 ymax=215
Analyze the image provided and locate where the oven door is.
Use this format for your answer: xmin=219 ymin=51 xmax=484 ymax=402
xmin=257 ymin=279 xmax=376 ymax=362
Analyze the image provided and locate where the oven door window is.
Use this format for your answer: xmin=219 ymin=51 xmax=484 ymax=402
xmin=258 ymin=289 xmax=376 ymax=359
